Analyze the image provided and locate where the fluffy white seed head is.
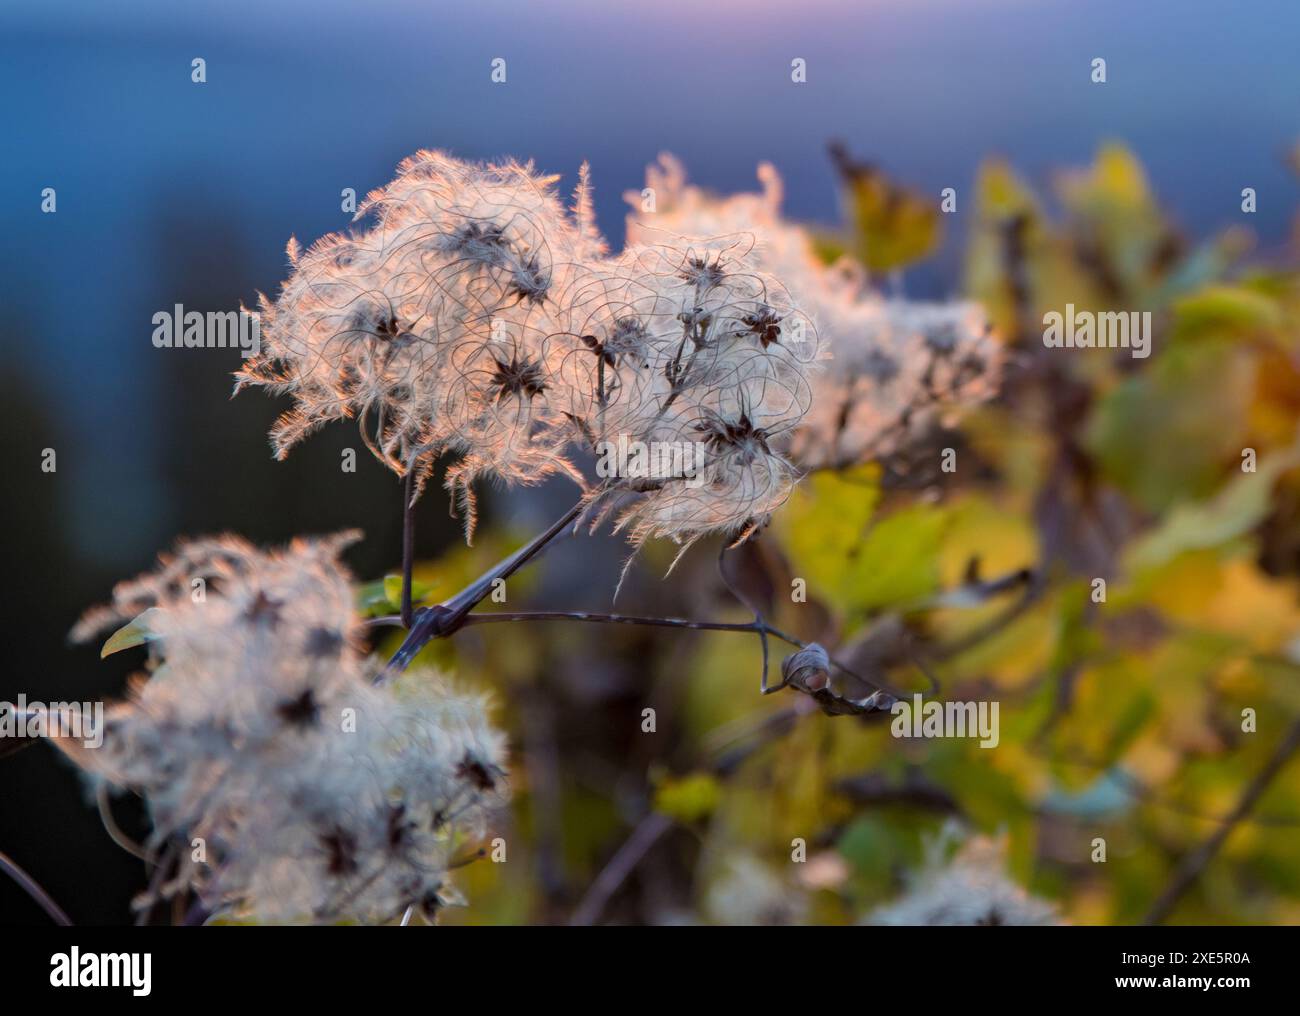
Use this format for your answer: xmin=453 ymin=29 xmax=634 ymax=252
xmin=627 ymin=154 xmax=1002 ymax=471
xmin=561 ymin=239 xmax=818 ymax=551
xmin=865 ymin=829 xmax=1060 ymax=926
xmin=238 ymin=151 xmax=823 ymax=549
xmin=69 ymin=533 xmax=507 ymax=925
xmin=706 ymin=855 xmax=808 ymax=926
xmin=237 ymin=152 xmax=588 ymax=498
xmin=792 ymin=298 xmax=999 ymax=469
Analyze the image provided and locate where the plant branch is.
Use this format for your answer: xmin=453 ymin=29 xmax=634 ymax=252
xmin=462 ymin=609 xmax=763 ymax=635
xmin=135 ymin=842 xmax=179 ymax=926
xmin=457 ymin=609 xmax=908 ymax=697
xmin=383 ymin=497 xmax=590 ymax=675
xmin=569 ymin=705 xmax=800 ymax=925
xmin=97 ymin=783 xmax=148 ymax=861
xmin=1143 ymin=717 xmax=1300 ymax=925
xmin=377 ymin=602 xmax=914 ymax=698
xmin=567 ymin=813 xmax=674 ymax=926
xmin=0 ymin=849 xmax=72 ymax=926
xmin=400 ymin=466 xmax=416 ymax=629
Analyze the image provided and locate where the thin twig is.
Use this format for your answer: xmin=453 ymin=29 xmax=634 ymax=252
xmin=97 ymin=782 xmax=148 ymax=861
xmin=440 ymin=500 xmax=589 ymax=622
xmin=521 ymin=691 xmax=568 ymax=910
xmin=400 ymin=466 xmax=416 ymax=629
xmin=567 ymin=813 xmax=674 ymax=926
xmin=135 ymin=841 xmax=179 ymax=926
xmin=379 ymin=604 xmax=919 ymax=697
xmin=1143 ymin=717 xmax=1300 ymax=925
xmin=463 ymin=609 xmax=761 ymax=635
xmin=383 ymin=497 xmax=589 ymax=675
xmin=459 ymin=610 xmax=909 ymax=697
xmin=569 ymin=704 xmax=803 ymax=926
xmin=1025 ymin=743 xmax=1300 ymax=828
xmin=0 ymin=849 xmax=72 ymax=926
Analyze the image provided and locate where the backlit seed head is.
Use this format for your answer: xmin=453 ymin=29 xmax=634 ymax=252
xmin=237 ymin=151 xmax=824 ymax=551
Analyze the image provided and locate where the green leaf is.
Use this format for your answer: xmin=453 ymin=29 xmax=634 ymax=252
xmin=1085 ymin=340 xmax=1254 ymax=513
xmin=355 ymin=580 xmax=392 ymax=616
xmin=1169 ymin=285 xmax=1282 ymax=342
xmin=100 ymin=608 xmax=164 ymax=658
xmin=777 ymin=470 xmax=954 ymax=617
xmin=356 ymin=575 xmax=435 ymax=617
xmin=382 ymin=574 xmax=435 ymax=610
xmin=839 ymin=165 xmax=941 ymax=273
xmin=1124 ymin=441 xmax=1300 ymax=574
xmin=653 ymin=772 xmax=721 ymax=824
xmin=849 ymin=504 xmax=950 ymax=612
xmin=777 ymin=466 xmax=878 ymax=588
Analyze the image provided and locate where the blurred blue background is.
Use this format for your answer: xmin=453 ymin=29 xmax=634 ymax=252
xmin=4 ymin=0 xmax=1299 ymax=566
xmin=1 ymin=0 xmax=1298 ymax=922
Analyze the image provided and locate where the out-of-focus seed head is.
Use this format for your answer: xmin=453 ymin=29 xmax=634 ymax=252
xmin=67 ymin=533 xmax=508 ymax=925
xmin=865 ymin=825 xmax=1061 ymax=926
xmin=626 ymin=154 xmax=1003 ymax=472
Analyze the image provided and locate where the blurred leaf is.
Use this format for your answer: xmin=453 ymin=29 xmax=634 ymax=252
xmin=831 ymin=143 xmax=940 ymax=272
xmin=1086 ymin=340 xmax=1255 ymax=513
xmin=1170 ymin=285 xmax=1282 ymax=342
xmin=776 ymin=465 xmax=880 ymax=598
xmin=808 ymin=229 xmax=849 ymax=266
xmin=1040 ymin=767 xmax=1136 ymax=820
xmin=1057 ymin=143 xmax=1177 ymax=300
xmin=836 ymin=814 xmax=920 ymax=883
xmin=356 ymin=579 xmax=394 ymax=617
xmin=357 ymin=575 xmax=437 ymax=617
xmin=1060 ymin=143 xmax=1153 ymax=209
xmin=382 ymin=574 xmax=434 ymax=610
xmin=654 ymin=772 xmax=722 ymax=823
xmin=1125 ymin=441 xmax=1300 ymax=574
xmin=849 ymin=504 xmax=950 ymax=612
xmin=1158 ymin=231 xmax=1253 ymax=299
xmin=963 ymin=158 xmax=1056 ymax=339
xmin=100 ymin=607 xmax=163 ymax=658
